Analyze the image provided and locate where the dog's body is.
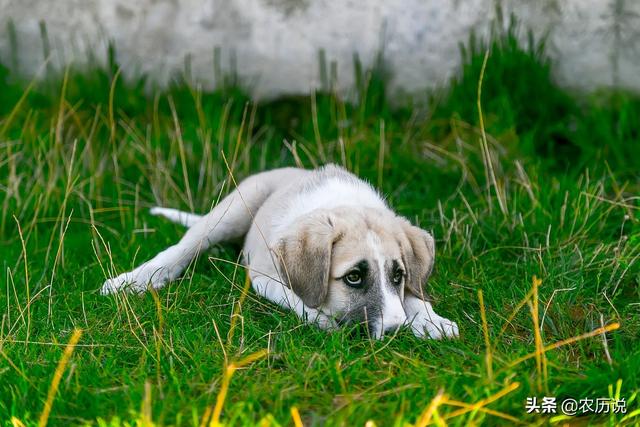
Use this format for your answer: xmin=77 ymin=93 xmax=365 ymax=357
xmin=101 ymin=165 xmax=458 ymax=339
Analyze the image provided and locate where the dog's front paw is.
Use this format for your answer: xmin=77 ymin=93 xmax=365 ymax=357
xmin=410 ymin=315 xmax=459 ymax=340
xmin=100 ymin=265 xmax=167 ymax=295
xmin=101 ymin=273 xmax=144 ymax=295
xmin=313 ymin=312 xmax=339 ymax=331
xmin=301 ymin=309 xmax=338 ymax=331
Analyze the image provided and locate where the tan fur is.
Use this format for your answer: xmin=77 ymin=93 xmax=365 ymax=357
xmin=328 ymin=208 xmax=436 ymax=300
xmin=396 ymin=217 xmax=435 ymax=300
xmin=103 ymin=164 xmax=456 ymax=339
xmin=276 ymin=210 xmax=343 ymax=308
xmin=278 ymin=206 xmax=433 ymax=320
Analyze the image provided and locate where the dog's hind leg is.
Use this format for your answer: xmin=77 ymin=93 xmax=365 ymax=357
xmin=101 ymin=168 xmax=306 ymax=294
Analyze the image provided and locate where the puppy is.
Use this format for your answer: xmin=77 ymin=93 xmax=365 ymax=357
xmin=101 ymin=165 xmax=458 ymax=339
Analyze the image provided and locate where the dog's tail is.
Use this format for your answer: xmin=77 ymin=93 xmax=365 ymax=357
xmin=150 ymin=207 xmax=202 ymax=227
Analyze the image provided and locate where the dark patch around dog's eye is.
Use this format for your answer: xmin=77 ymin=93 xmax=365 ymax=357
xmin=337 ymin=259 xmax=383 ymax=328
xmin=355 ymin=260 xmax=369 ymax=273
xmin=344 ymin=271 xmax=363 ymax=287
xmin=342 ymin=260 xmax=369 ymax=288
xmin=387 ymin=259 xmax=405 ymax=286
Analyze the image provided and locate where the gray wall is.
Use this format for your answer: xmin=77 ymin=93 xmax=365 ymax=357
xmin=1 ymin=0 xmax=639 ymax=98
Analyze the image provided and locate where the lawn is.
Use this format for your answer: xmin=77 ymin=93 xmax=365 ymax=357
xmin=1 ymin=27 xmax=639 ymax=426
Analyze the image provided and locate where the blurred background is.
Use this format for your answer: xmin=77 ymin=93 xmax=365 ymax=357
xmin=2 ymin=0 xmax=640 ymax=98
xmin=3 ymin=0 xmax=640 ymax=175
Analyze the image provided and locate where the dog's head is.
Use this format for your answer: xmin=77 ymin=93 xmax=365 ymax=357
xmin=276 ymin=207 xmax=435 ymax=338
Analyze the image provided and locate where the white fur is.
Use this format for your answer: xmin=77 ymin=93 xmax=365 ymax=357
xmin=368 ymin=231 xmax=406 ymax=339
xmin=101 ymin=165 xmax=458 ymax=340
xmin=271 ymin=177 xmax=386 ymax=239
xmin=404 ymin=294 xmax=459 ymax=339
xmin=252 ymin=275 xmax=337 ymax=330
xmin=150 ymin=207 xmax=202 ymax=227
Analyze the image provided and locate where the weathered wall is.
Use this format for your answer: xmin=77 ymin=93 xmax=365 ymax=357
xmin=1 ymin=0 xmax=639 ymax=98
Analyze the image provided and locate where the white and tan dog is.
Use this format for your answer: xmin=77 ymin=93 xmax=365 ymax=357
xmin=101 ymin=165 xmax=458 ymax=339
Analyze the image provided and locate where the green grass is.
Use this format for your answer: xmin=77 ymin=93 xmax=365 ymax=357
xmin=1 ymin=25 xmax=639 ymax=426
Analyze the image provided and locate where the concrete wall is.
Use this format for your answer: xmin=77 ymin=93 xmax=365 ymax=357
xmin=1 ymin=0 xmax=639 ymax=99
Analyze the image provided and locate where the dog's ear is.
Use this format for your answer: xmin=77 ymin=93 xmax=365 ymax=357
xmin=398 ymin=218 xmax=436 ymax=300
xmin=276 ymin=212 xmax=342 ymax=308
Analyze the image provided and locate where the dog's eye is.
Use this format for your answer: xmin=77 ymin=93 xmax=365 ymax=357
xmin=391 ymin=269 xmax=404 ymax=286
xmin=344 ymin=271 xmax=363 ymax=287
